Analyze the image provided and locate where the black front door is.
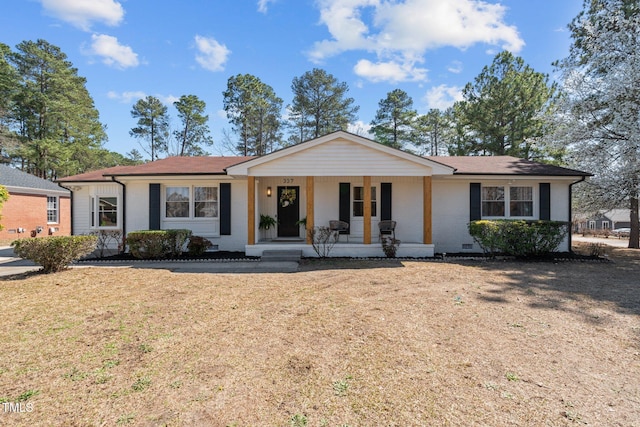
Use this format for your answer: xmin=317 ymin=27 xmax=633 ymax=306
xmin=277 ymin=186 xmax=300 ymax=237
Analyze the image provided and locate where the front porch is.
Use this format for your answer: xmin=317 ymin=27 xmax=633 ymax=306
xmin=246 ymin=240 xmax=435 ymax=258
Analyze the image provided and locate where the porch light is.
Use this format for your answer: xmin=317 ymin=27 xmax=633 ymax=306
xmin=267 ymin=186 xmax=272 ymax=197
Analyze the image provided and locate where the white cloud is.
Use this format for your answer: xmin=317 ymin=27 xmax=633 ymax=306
xmin=90 ymin=34 xmax=139 ymax=69
xmin=107 ymin=91 xmax=178 ymax=106
xmin=257 ymin=0 xmax=276 ymax=13
xmin=194 ymin=35 xmax=231 ymax=72
xmin=107 ymin=90 xmax=146 ymax=104
xmin=40 ymin=0 xmax=124 ymax=31
xmin=423 ymin=84 xmax=463 ymax=110
xmin=353 ymin=59 xmax=427 ymax=83
xmin=348 ymin=120 xmax=373 ymax=137
xmin=447 ymin=60 xmax=463 ymax=74
xmin=310 ymin=0 xmax=524 ymax=83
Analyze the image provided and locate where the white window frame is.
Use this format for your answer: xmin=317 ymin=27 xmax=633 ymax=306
xmin=481 ymin=185 xmax=535 ymax=219
xmin=92 ymin=195 xmax=120 ymax=229
xmin=352 ymin=185 xmax=377 ymax=218
xmin=163 ymin=185 xmax=219 ymax=220
xmin=47 ymin=196 xmax=59 ymax=224
xmin=602 ymin=220 xmax=610 ymax=229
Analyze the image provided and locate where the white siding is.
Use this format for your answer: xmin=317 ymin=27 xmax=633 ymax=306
xmin=432 ymin=178 xmax=573 ymax=253
xmin=248 ymin=139 xmax=435 ymax=177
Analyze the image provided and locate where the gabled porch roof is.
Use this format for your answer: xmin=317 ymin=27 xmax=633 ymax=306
xmin=226 ymin=131 xmax=455 ymax=177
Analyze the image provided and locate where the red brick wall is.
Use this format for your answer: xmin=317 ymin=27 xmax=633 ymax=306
xmin=0 ymin=192 xmax=71 ymax=243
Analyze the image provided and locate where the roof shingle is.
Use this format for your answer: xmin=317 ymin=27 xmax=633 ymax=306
xmin=426 ymin=156 xmax=591 ymax=176
xmin=0 ymin=164 xmax=70 ymax=193
xmin=57 ymin=156 xmax=255 ymax=182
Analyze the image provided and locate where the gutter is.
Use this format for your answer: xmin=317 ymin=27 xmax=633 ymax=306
xmin=111 ymin=176 xmax=127 ymax=253
xmin=57 ymin=183 xmax=74 ymax=235
xmin=568 ymin=176 xmax=587 ymax=252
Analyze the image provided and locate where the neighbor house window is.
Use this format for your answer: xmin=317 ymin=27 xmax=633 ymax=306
xmin=47 ymin=196 xmax=58 ymax=223
xmin=589 ymin=221 xmax=596 ymax=230
xmin=602 ymin=220 xmax=610 ymax=229
xmin=482 ymin=186 xmax=534 ymax=218
xmin=166 ymin=187 xmax=190 ymax=218
xmin=98 ymin=197 xmax=118 ymax=227
xmin=353 ymin=186 xmax=377 ymax=217
xmin=165 ymin=186 xmax=218 ymax=219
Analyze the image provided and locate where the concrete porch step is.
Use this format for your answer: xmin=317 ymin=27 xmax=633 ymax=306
xmin=260 ymin=249 xmax=303 ymax=262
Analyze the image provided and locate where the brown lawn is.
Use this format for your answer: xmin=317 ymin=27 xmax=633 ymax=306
xmin=0 ymin=244 xmax=639 ymax=426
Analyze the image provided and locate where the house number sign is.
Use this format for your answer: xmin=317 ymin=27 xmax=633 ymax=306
xmin=282 ymin=178 xmax=295 ymax=184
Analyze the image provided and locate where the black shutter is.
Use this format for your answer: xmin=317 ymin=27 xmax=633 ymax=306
xmin=220 ymin=183 xmax=231 ymax=235
xmin=381 ymin=182 xmax=392 ymax=221
xmin=339 ymin=182 xmax=350 ymax=233
xmin=149 ymin=183 xmax=161 ymax=230
xmin=470 ymin=183 xmax=481 ymax=221
xmin=539 ymin=183 xmax=551 ymax=220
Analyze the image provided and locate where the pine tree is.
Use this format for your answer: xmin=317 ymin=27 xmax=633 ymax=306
xmin=173 ymin=95 xmax=213 ymax=156
xmin=370 ymin=89 xmax=416 ymax=149
xmin=451 ymin=51 xmax=556 ymax=160
xmin=130 ymin=96 xmax=169 ymax=161
xmin=288 ymin=68 xmax=359 ymax=144
xmin=223 ymin=74 xmax=283 ymax=155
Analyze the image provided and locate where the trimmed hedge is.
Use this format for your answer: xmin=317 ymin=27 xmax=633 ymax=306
xmin=468 ymin=220 xmax=569 ymax=257
xmin=127 ymin=229 xmax=192 ymax=259
xmin=11 ymin=235 xmax=98 ymax=273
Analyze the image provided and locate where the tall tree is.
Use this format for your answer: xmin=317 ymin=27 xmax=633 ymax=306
xmin=0 ymin=42 xmax=19 ymax=162
xmin=7 ymin=39 xmax=106 ymax=177
xmin=172 ymin=94 xmax=213 ymax=156
xmin=451 ymin=51 xmax=556 ymax=160
xmin=288 ymin=68 xmax=359 ymax=144
xmin=553 ymin=0 xmax=640 ymax=248
xmin=223 ymin=74 xmax=283 ymax=156
xmin=413 ymin=108 xmax=453 ymax=156
xmin=370 ymin=89 xmax=416 ymax=149
xmin=130 ymin=95 xmax=169 ymax=161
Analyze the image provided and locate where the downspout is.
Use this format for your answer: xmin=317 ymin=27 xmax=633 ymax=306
xmin=568 ymin=176 xmax=587 ymax=253
xmin=57 ymin=183 xmax=74 ymax=235
xmin=111 ymin=177 xmax=126 ymax=253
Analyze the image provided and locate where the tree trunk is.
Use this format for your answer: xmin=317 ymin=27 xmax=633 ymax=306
xmin=630 ymin=195 xmax=639 ymax=249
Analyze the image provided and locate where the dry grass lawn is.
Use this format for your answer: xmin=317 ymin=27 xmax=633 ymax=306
xmin=1 ymin=244 xmax=639 ymax=426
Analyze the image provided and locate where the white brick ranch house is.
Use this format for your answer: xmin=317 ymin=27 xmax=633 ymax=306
xmin=57 ymin=131 xmax=590 ymax=257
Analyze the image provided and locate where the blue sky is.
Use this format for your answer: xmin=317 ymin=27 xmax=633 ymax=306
xmin=3 ymin=0 xmax=583 ymax=157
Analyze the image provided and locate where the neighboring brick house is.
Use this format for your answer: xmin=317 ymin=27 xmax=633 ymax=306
xmin=0 ymin=165 xmax=70 ymax=242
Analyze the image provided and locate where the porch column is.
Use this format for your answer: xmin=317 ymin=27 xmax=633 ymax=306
xmin=247 ymin=176 xmax=255 ymax=245
xmin=306 ymin=176 xmax=314 ymax=244
xmin=364 ymin=176 xmax=372 ymax=244
xmin=423 ymin=176 xmax=432 ymax=244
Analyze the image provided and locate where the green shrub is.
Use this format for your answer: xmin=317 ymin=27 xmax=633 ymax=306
xmin=11 ymin=235 xmax=98 ymax=273
xmin=187 ymin=236 xmax=213 ymax=256
xmin=468 ymin=220 xmax=569 ymax=257
xmin=127 ymin=229 xmax=192 ymax=259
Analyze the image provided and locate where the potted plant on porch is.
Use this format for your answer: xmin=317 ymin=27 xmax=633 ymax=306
xmin=259 ymin=214 xmax=277 ymax=240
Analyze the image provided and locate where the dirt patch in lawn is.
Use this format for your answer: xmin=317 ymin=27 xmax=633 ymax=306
xmin=0 ymin=244 xmax=639 ymax=426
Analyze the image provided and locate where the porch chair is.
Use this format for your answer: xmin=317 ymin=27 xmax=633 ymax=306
xmin=378 ymin=220 xmax=396 ymax=241
xmin=329 ymin=220 xmax=349 ymax=242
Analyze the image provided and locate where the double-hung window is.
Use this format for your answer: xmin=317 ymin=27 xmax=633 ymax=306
xmin=165 ymin=186 xmax=218 ymax=219
xmin=481 ymin=186 xmax=533 ymax=218
xmin=47 ymin=196 xmax=58 ymax=223
xmin=353 ymin=186 xmax=377 ymax=217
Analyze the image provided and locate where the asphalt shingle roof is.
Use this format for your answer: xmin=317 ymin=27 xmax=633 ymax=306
xmin=58 ymin=156 xmax=255 ymax=182
xmin=426 ymin=155 xmax=591 ymax=177
xmin=0 ymin=164 xmax=69 ymax=193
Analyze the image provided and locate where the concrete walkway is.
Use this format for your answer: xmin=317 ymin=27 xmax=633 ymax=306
xmin=0 ymin=246 xmax=299 ymax=278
